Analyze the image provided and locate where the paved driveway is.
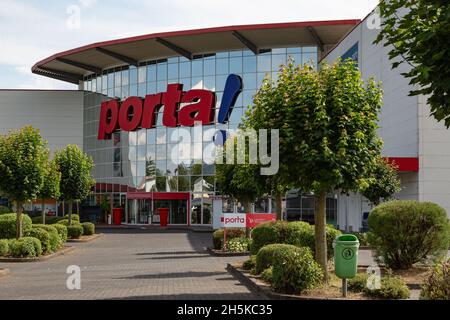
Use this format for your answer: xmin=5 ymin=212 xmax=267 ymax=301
xmin=0 ymin=229 xmax=261 ymax=300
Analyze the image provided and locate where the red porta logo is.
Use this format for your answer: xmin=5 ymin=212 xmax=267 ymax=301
xmin=98 ymin=83 xmax=215 ymax=140
xmin=224 ymin=217 xmax=245 ymax=224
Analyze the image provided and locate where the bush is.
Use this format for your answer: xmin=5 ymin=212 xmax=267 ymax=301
xmin=67 ymin=224 xmax=83 ymax=239
xmin=212 ymin=228 xmax=246 ymax=250
xmin=367 ymin=200 xmax=450 ymax=269
xmin=32 ymin=224 xmax=61 ymax=252
xmin=0 ymin=205 xmax=11 ymax=214
xmin=31 ymin=216 xmax=64 ymax=225
xmin=8 ymin=237 xmax=42 ymax=258
xmin=250 ymin=221 xmax=283 ymax=255
xmin=64 ymin=214 xmax=80 ymax=222
xmin=26 ymin=228 xmax=51 ymax=254
xmin=350 ymin=232 xmax=369 ymax=246
xmin=250 ymin=220 xmax=341 ymax=259
xmin=53 ymin=224 xmax=68 ymax=243
xmin=348 ymin=273 xmax=369 ymax=293
xmin=255 ymin=244 xmax=297 ymax=274
xmin=226 ymin=237 xmax=250 ymax=252
xmin=242 ymin=256 xmax=256 ymax=271
xmin=420 ymin=259 xmax=450 ymax=300
xmin=272 ymin=246 xmax=324 ymax=294
xmin=0 ymin=239 xmax=9 ymax=256
xmin=81 ymin=222 xmax=95 ymax=236
xmin=0 ymin=213 xmax=33 ymax=239
xmin=366 ymin=275 xmax=410 ymax=299
xmin=261 ymin=267 xmax=273 ymax=283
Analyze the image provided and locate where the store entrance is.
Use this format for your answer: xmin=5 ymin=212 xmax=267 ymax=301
xmin=126 ymin=192 xmax=190 ymax=225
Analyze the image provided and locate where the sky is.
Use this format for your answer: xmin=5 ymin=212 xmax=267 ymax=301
xmin=0 ymin=0 xmax=379 ymax=90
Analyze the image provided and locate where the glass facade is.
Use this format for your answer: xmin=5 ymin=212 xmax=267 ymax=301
xmin=82 ymin=47 xmax=318 ymax=225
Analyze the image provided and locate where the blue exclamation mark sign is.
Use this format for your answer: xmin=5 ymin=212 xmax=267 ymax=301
xmin=214 ymin=74 xmax=243 ymax=146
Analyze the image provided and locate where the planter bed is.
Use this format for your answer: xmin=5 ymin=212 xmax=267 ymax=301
xmin=67 ymin=233 xmax=103 ymax=243
xmin=0 ymin=245 xmax=74 ymax=263
xmin=227 ymin=263 xmax=370 ymax=300
xmin=207 ymin=247 xmax=250 ymax=257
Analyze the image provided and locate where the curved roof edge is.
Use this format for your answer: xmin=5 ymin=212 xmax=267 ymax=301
xmin=32 ymin=20 xmax=360 ymax=84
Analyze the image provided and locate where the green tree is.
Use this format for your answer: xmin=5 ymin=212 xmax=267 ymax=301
xmin=248 ymin=60 xmax=383 ymax=279
xmin=0 ymin=126 xmax=48 ymax=238
xmin=362 ymin=156 xmax=401 ymax=206
xmin=54 ymin=145 xmax=95 ymax=225
xmin=37 ymin=156 xmax=61 ymax=224
xmin=375 ymin=0 xmax=450 ymax=126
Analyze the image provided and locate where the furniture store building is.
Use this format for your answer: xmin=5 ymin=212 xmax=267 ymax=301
xmin=1 ymin=15 xmax=449 ymax=230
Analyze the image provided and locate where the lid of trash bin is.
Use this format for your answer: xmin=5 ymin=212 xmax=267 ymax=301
xmin=335 ymin=234 xmax=359 ymax=244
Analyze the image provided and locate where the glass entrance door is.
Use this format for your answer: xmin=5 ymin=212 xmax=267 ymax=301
xmin=154 ymin=200 xmax=187 ymax=225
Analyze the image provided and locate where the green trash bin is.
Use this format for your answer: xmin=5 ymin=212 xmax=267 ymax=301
xmin=333 ymin=234 xmax=359 ymax=279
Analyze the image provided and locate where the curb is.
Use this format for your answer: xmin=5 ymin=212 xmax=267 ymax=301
xmin=207 ymin=247 xmax=250 ymax=257
xmin=0 ymin=268 xmax=10 ymax=278
xmin=226 ymin=263 xmax=350 ymax=301
xmin=67 ymin=233 xmax=103 ymax=243
xmin=0 ymin=246 xmax=75 ymax=263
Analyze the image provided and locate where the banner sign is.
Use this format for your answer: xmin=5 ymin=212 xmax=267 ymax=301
xmin=246 ymin=213 xmax=276 ymax=228
xmin=222 ymin=213 xmax=246 ymax=228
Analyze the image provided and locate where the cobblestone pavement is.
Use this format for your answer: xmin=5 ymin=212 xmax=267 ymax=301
xmin=0 ymin=229 xmax=261 ymax=300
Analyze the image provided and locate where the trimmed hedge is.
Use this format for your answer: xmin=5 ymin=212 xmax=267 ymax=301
xmin=8 ymin=237 xmax=42 ymax=258
xmin=0 ymin=239 xmax=9 ymax=256
xmin=0 ymin=213 xmax=32 ymax=239
xmin=261 ymin=267 xmax=273 ymax=283
xmin=272 ymin=246 xmax=323 ymax=294
xmin=31 ymin=216 xmax=64 ymax=225
xmin=53 ymin=224 xmax=68 ymax=243
xmin=0 ymin=206 xmax=11 ymax=214
xmin=26 ymin=228 xmax=51 ymax=254
xmin=255 ymin=243 xmax=296 ymax=274
xmin=81 ymin=222 xmax=95 ymax=236
xmin=242 ymin=256 xmax=256 ymax=271
xmin=67 ymin=224 xmax=83 ymax=239
xmin=368 ymin=200 xmax=450 ymax=269
xmin=32 ymin=224 xmax=61 ymax=252
xmin=250 ymin=220 xmax=341 ymax=259
xmin=420 ymin=259 xmax=450 ymax=300
xmin=63 ymin=214 xmax=80 ymax=222
xmin=212 ymin=228 xmax=246 ymax=250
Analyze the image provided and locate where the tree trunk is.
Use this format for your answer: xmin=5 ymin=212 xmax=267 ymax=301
xmin=76 ymin=201 xmax=80 ymax=215
xmin=315 ymin=191 xmax=328 ymax=281
xmin=16 ymin=200 xmax=23 ymax=239
xmin=68 ymin=200 xmax=73 ymax=226
xmin=242 ymin=199 xmax=252 ymax=238
xmin=41 ymin=198 xmax=46 ymax=224
xmin=63 ymin=201 xmax=65 ymax=216
xmin=275 ymin=192 xmax=283 ymax=220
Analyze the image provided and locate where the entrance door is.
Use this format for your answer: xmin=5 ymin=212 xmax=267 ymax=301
xmin=154 ymin=199 xmax=187 ymax=224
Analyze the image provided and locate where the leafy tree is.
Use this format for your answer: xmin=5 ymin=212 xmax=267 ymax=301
xmin=0 ymin=126 xmax=48 ymax=238
xmin=362 ymin=156 xmax=401 ymax=206
xmin=375 ymin=0 xmax=450 ymax=126
xmin=54 ymin=145 xmax=95 ymax=225
xmin=247 ymin=60 xmax=383 ymax=279
xmin=216 ymin=137 xmax=266 ymax=214
xmin=37 ymin=156 xmax=61 ymax=224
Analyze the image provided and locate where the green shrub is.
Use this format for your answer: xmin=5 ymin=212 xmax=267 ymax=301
xmin=272 ymin=246 xmax=324 ymax=294
xmin=8 ymin=237 xmax=42 ymax=257
xmin=67 ymin=224 xmax=83 ymax=239
xmin=63 ymin=214 xmax=80 ymax=222
xmin=81 ymin=222 xmax=95 ymax=236
xmin=250 ymin=221 xmax=283 ymax=255
xmin=0 ymin=213 xmax=33 ymax=239
xmin=242 ymin=256 xmax=256 ymax=271
xmin=225 ymin=237 xmax=250 ymax=252
xmin=53 ymin=224 xmax=68 ymax=243
xmin=350 ymin=232 xmax=369 ymax=246
xmin=255 ymin=243 xmax=296 ymax=274
xmin=212 ymin=228 xmax=246 ymax=250
xmin=250 ymin=220 xmax=341 ymax=259
xmin=26 ymin=228 xmax=51 ymax=254
xmin=420 ymin=259 xmax=450 ymax=300
xmin=365 ymin=275 xmax=410 ymax=299
xmin=261 ymin=267 xmax=273 ymax=283
xmin=0 ymin=239 xmax=9 ymax=256
xmin=32 ymin=224 xmax=61 ymax=252
xmin=348 ymin=273 xmax=369 ymax=293
xmin=0 ymin=205 xmax=11 ymax=214
xmin=367 ymin=200 xmax=450 ymax=269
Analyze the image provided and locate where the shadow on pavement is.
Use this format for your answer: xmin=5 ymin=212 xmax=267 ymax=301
xmin=115 ymin=271 xmax=227 ymax=280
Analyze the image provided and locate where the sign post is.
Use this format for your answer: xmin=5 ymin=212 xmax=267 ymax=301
xmin=222 ymin=213 xmax=246 ymax=252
